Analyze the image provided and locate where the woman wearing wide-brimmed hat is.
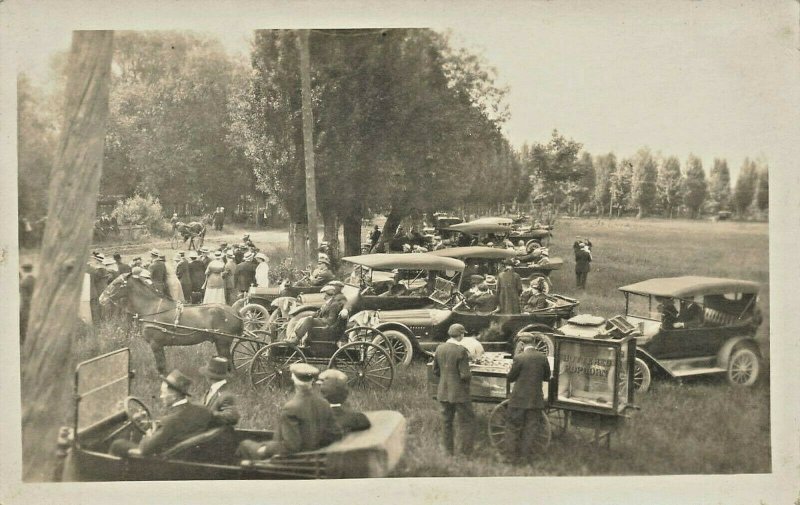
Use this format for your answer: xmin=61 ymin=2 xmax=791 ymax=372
xmin=202 ymin=251 xmax=227 ymax=304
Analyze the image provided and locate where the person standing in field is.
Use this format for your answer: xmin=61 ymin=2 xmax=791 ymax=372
xmin=497 ymin=260 xmax=523 ymax=314
xmin=505 ymin=339 xmax=551 ymax=465
xmin=188 ymin=251 xmax=206 ymax=303
xmin=148 ymin=250 xmax=168 ymax=295
xmin=432 ymin=324 xmax=475 ymax=456
xmin=254 ymin=252 xmax=270 ymax=287
xmin=223 ymin=249 xmax=237 ymax=304
xmin=574 ymin=243 xmax=592 ymax=290
xmin=203 ymin=251 xmax=227 ymax=304
xmin=175 ymin=252 xmax=192 ymax=302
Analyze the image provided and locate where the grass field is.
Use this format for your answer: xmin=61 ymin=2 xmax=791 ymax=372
xmin=67 ymin=217 xmax=771 ymax=477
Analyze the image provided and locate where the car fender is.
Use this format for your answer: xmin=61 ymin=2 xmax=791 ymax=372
xmin=375 ymin=322 xmax=423 ymax=352
xmin=717 ymin=336 xmax=761 ymax=370
xmin=288 ymin=304 xmax=319 ymax=317
xmin=635 ymin=348 xmax=672 ymax=377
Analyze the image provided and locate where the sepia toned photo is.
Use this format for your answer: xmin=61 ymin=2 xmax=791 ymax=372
xmin=3 ymin=1 xmax=799 ymax=503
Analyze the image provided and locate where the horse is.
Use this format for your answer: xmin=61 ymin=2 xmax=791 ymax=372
xmin=99 ymin=273 xmax=242 ymax=374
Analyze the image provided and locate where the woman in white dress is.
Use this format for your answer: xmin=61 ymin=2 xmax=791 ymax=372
xmin=254 ymin=252 xmax=270 ymax=287
xmin=165 ymin=254 xmax=185 ymax=302
xmin=203 ymin=251 xmax=227 ymax=304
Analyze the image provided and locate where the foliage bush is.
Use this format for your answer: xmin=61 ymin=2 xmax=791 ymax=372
xmin=111 ymin=195 xmax=168 ymax=236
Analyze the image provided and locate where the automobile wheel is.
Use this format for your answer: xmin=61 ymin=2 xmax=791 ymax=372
xmin=633 ymin=357 xmax=652 ymax=393
xmin=372 ymin=329 xmax=414 ymax=367
xmin=727 ymin=348 xmax=760 ymax=387
xmin=241 ymin=303 xmax=270 ymax=332
xmin=231 ymin=298 xmax=247 ymax=315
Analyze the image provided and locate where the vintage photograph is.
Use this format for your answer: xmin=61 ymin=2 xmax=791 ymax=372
xmin=4 ymin=0 xmax=799 ymax=503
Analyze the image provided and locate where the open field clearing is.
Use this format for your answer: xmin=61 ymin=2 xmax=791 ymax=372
xmin=63 ymin=217 xmax=770 ymax=476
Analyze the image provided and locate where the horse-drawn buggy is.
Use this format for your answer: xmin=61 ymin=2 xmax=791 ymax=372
xmin=56 ymin=348 xmax=407 ymax=481
xmin=170 ymin=221 xmax=206 ymax=251
xmin=427 ymin=323 xmax=639 ymax=452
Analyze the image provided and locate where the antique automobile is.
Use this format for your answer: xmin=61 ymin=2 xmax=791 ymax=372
xmin=555 ymin=276 xmax=763 ymax=392
xmin=57 ymin=348 xmax=406 ymax=481
xmin=427 ymin=330 xmax=638 ymax=450
xmin=347 ymin=247 xmax=579 ymax=365
xmin=446 ymin=220 xmax=512 ymax=247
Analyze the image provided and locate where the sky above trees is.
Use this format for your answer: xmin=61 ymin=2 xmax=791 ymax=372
xmin=12 ymin=0 xmax=800 ymax=180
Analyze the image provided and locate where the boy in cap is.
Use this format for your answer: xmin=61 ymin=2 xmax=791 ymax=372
xmin=432 ymin=323 xmax=475 ymax=455
xmin=237 ymin=363 xmax=340 ymax=459
xmin=110 ymin=370 xmax=213 ymax=457
xmin=199 ymin=357 xmax=240 ymax=427
xmin=316 ymin=369 xmax=371 ymax=434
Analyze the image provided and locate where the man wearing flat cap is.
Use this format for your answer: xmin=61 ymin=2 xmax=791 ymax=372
xmin=110 ymin=370 xmax=213 ymax=457
xmin=310 ymin=257 xmax=335 ymax=287
xmin=433 ymin=323 xmax=475 ymax=455
xmin=294 ymin=282 xmax=348 ymax=346
xmin=505 ymin=339 xmax=551 ymax=465
xmin=237 ymin=363 xmax=340 ymax=459
xmin=317 ymin=369 xmax=371 ymax=435
xmin=148 ymin=249 xmax=168 ymax=295
xmin=199 ymin=357 xmax=240 ymax=427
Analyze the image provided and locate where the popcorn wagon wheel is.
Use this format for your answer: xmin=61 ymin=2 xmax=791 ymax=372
xmin=487 ymin=400 xmax=552 ymax=451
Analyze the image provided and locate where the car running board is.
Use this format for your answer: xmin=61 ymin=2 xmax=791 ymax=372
xmin=658 ymin=357 xmax=726 ymax=377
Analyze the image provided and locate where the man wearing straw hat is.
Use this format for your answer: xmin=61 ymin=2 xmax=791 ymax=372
xmin=110 ymin=370 xmax=213 ymax=457
xmin=237 ymin=363 xmax=340 ymax=459
xmin=199 ymin=357 xmax=240 ymax=427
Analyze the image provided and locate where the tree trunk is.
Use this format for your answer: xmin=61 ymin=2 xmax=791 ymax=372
xmin=342 ymin=212 xmax=362 ymax=257
xmin=376 ymin=207 xmax=405 ymax=252
xmin=297 ymin=30 xmax=319 ymax=258
xmin=322 ymin=211 xmax=340 ymax=271
xmin=21 ymin=31 xmax=114 ymax=482
xmin=289 ymin=221 xmax=309 ymax=268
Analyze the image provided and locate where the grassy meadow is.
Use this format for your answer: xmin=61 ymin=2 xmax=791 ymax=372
xmin=68 ymin=217 xmax=771 ymax=477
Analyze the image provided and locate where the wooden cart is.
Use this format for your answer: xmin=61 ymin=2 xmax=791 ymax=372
xmin=427 ymin=333 xmax=638 ymax=451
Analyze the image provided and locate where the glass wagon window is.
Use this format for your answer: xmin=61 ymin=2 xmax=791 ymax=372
xmin=556 ymin=341 xmax=618 ymax=409
xmin=76 ymin=349 xmax=129 ymax=433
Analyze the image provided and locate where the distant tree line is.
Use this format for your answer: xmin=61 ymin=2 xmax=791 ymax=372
xmin=519 ymin=130 xmax=769 ymax=220
xmin=18 ymin=30 xmax=769 ymax=258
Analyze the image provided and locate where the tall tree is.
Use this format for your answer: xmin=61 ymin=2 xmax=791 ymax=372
xmin=593 ymin=153 xmax=615 ymax=216
xmin=755 ymin=163 xmax=769 ymax=213
xmin=631 ymin=147 xmax=659 ymax=218
xmin=609 ymin=157 xmax=633 ymax=217
xmin=526 ymin=129 xmax=583 ymax=212
xmin=657 ymin=155 xmax=682 ymax=218
xmin=22 ymin=31 xmax=114 ymax=481
xmin=708 ymin=158 xmax=732 ymax=212
xmin=733 ymin=158 xmax=758 ymax=217
xmin=682 ymin=154 xmax=707 ymax=218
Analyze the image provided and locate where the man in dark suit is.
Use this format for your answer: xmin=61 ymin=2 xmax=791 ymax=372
xmin=433 ymin=324 xmax=475 ymax=455
xmin=148 ymin=249 xmax=168 ymax=295
xmin=574 ymin=243 xmax=592 ymax=289
xmin=175 ymin=252 xmax=192 ymax=302
xmin=234 ymin=251 xmax=257 ymax=296
xmin=188 ymin=251 xmax=206 ymax=303
xmin=505 ymin=339 xmax=551 ymax=465
xmin=199 ymin=357 xmax=240 ymax=427
xmin=295 ymin=283 xmax=347 ymax=346
xmin=113 ymin=253 xmax=131 ymax=277
xmin=88 ymin=252 xmax=108 ymax=323
xmin=110 ymin=370 xmax=213 ymax=457
xmin=317 ymin=368 xmax=371 ymax=435
xmin=237 ymin=364 xmax=341 ymax=458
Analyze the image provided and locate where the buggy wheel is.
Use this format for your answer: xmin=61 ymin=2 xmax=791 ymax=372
xmin=231 ymin=330 xmax=271 ymax=372
xmin=170 ymin=234 xmax=180 ymax=250
xmin=545 ymin=407 xmax=567 ymax=438
xmin=249 ymin=342 xmax=306 ymax=390
xmin=241 ymin=303 xmax=270 ymax=332
xmin=328 ymin=341 xmax=394 ymax=390
xmin=232 ymin=298 xmax=247 ymax=315
xmin=633 ymin=357 xmax=652 ymax=393
xmin=371 ymin=329 xmax=413 ymax=367
xmin=727 ymin=348 xmax=760 ymax=387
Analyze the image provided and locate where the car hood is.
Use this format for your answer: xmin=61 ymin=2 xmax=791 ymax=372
xmin=352 ymin=308 xmax=451 ymax=327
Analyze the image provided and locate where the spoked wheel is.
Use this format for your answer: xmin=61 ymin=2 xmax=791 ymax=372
xmin=727 ymin=348 xmax=760 ymax=387
xmin=328 ymin=341 xmax=394 ymax=390
xmin=370 ymin=328 xmax=414 ymax=367
xmin=488 ymin=400 xmax=552 ymax=450
xmin=231 ymin=330 xmax=271 ymax=372
xmin=249 ymin=342 xmax=307 ymax=390
xmin=545 ymin=407 xmax=567 ymax=438
xmin=633 ymin=357 xmax=652 ymax=393
xmin=241 ymin=304 xmax=271 ymax=332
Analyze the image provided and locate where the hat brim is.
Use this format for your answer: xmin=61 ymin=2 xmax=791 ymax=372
xmin=159 ymin=375 xmax=192 ymax=396
xmin=198 ymin=365 xmax=229 ymax=380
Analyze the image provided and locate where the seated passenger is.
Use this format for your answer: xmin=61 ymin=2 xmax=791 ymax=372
xmin=309 ymin=258 xmax=335 ymax=287
xmin=237 ymin=364 xmax=341 ymax=459
xmin=466 ymin=283 xmax=498 ymax=313
xmin=199 ymin=357 xmax=240 ymax=427
xmin=380 ymin=282 xmax=409 ymax=297
xmin=295 ymin=283 xmax=347 ymax=346
xmin=656 ymin=296 xmax=683 ymax=329
xmin=520 ymin=279 xmax=549 ymax=312
xmin=679 ymin=301 xmax=704 ymax=327
xmin=316 ymin=369 xmax=371 ymax=434
xmin=110 ymin=370 xmax=213 ymax=457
